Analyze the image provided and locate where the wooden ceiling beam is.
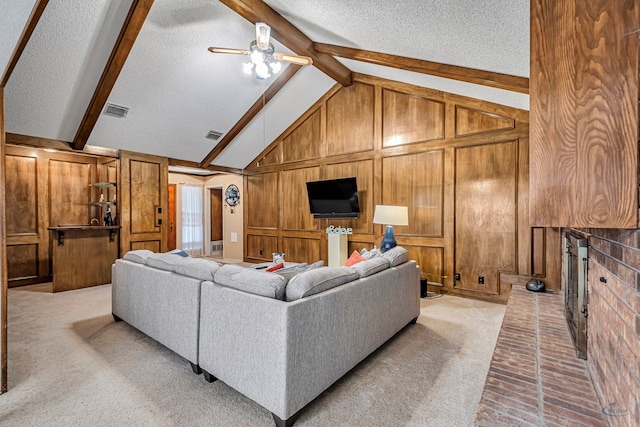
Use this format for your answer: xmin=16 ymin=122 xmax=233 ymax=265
xmin=199 ymin=63 xmax=302 ymax=168
xmin=6 ymin=133 xmax=119 ymax=157
xmin=219 ymin=0 xmax=352 ymax=87
xmin=314 ymin=43 xmax=530 ymax=94
xmin=72 ymin=0 xmax=154 ymax=150
xmin=1 ymin=0 xmax=50 ymax=88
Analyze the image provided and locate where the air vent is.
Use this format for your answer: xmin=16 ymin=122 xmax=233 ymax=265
xmin=206 ymin=130 xmax=223 ymax=140
xmin=104 ymin=103 xmax=129 ymax=118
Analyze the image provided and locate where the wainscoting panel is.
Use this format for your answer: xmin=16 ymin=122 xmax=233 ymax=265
xmin=282 ymin=109 xmax=322 ymax=163
xmin=382 ymin=150 xmax=444 ymax=238
xmin=326 ymin=82 xmax=375 ymax=156
xmin=246 ymin=234 xmax=278 ymax=262
xmin=454 ymin=106 xmax=515 ymax=137
xmin=246 ymin=172 xmax=279 ymax=229
xmin=282 ymin=236 xmax=321 ymax=264
xmin=455 ymin=141 xmax=517 ymax=294
xmin=281 ymin=167 xmax=319 ymax=231
xmin=382 ymin=89 xmax=445 ymax=147
xmin=6 ymin=243 xmax=38 ymax=281
xmin=5 ymin=155 xmax=37 ymax=235
xmin=48 ymin=159 xmax=91 ymax=227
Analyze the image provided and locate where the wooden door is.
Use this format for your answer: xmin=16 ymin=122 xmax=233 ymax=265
xmin=168 ymin=184 xmax=176 ymax=250
xmin=119 ymin=151 xmax=168 ymax=254
xmin=210 ymin=188 xmax=222 ymax=241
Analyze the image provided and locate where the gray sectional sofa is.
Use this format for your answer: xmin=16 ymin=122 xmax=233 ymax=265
xmin=111 ymin=247 xmax=420 ymax=427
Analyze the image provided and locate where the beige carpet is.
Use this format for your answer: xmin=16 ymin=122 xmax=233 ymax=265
xmin=0 ymin=283 xmax=505 ymax=426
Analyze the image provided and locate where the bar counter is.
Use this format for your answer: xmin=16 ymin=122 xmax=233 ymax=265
xmin=48 ymin=225 xmax=120 ymax=292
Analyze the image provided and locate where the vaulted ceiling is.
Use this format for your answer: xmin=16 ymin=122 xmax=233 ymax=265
xmin=1 ymin=0 xmax=530 ymax=172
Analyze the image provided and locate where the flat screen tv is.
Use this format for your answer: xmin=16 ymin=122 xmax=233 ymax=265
xmin=306 ymin=177 xmax=360 ymax=219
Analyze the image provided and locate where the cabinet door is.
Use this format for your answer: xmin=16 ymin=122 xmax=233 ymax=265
xmin=119 ymin=151 xmax=168 ymax=254
xmin=530 ymin=0 xmax=639 ymax=228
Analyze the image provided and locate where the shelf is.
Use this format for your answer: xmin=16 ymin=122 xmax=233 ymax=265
xmin=90 ymin=182 xmax=116 ymax=189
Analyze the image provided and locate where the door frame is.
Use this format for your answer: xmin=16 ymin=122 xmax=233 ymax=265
xmin=204 ymin=185 xmax=224 ymax=257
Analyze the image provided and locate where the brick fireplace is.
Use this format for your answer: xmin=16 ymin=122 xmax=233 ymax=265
xmin=582 ymin=229 xmax=640 ymax=426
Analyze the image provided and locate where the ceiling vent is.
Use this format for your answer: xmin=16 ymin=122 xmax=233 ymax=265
xmin=104 ymin=103 xmax=129 ymax=118
xmin=206 ymin=130 xmax=223 ymax=140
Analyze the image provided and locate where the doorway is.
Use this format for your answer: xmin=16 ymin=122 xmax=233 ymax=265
xmin=209 ymin=187 xmax=223 ymax=257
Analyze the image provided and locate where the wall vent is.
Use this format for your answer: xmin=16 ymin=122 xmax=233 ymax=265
xmin=206 ymin=130 xmax=223 ymax=140
xmin=104 ymin=103 xmax=129 ymax=118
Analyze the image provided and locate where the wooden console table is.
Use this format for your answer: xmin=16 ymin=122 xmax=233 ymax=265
xmin=48 ymin=225 xmax=120 ymax=292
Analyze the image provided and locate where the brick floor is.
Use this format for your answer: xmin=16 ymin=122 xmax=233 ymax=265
xmin=474 ymin=286 xmax=608 ymax=427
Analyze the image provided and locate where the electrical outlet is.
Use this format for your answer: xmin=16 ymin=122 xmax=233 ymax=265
xmin=478 ymin=276 xmax=484 ymax=284
xmin=454 ymin=273 xmax=461 ymax=281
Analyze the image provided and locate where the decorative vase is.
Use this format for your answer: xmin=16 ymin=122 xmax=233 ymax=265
xmin=380 ymin=225 xmax=397 ymax=253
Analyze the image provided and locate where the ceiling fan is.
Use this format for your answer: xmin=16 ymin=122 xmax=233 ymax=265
xmin=208 ymin=22 xmax=313 ymax=79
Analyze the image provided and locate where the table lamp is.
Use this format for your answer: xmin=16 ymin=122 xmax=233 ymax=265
xmin=373 ymin=205 xmax=408 ymax=252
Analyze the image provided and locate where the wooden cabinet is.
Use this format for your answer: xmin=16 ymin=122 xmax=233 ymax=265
xmin=530 ymin=0 xmax=639 ymax=228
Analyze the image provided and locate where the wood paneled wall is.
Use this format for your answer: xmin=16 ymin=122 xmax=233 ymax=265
xmin=245 ymin=74 xmax=559 ymax=300
xmin=4 ymin=145 xmax=114 ymax=287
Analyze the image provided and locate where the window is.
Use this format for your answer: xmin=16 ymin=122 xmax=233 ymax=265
xmin=181 ymin=183 xmax=203 ymax=256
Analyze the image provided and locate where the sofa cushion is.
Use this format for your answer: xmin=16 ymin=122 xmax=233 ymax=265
xmin=145 ymin=253 xmax=178 ymax=271
xmin=275 ymin=261 xmax=324 ymax=282
xmin=352 ymin=257 xmax=390 ymax=278
xmin=173 ymin=257 xmax=221 ymax=281
xmin=285 ymin=267 xmax=359 ymax=302
xmin=360 ymin=247 xmax=382 ymax=260
xmin=123 ymin=249 xmax=154 ymax=264
xmin=382 ymin=246 xmax=409 ymax=267
xmin=215 ymin=264 xmax=287 ymax=300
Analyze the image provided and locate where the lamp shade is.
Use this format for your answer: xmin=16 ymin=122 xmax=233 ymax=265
xmin=373 ymin=205 xmax=408 ymax=226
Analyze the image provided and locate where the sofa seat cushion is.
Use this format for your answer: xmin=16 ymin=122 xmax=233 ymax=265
xmin=352 ymin=257 xmax=390 ymax=278
xmin=285 ymin=266 xmax=359 ymax=302
xmin=173 ymin=257 xmax=221 ymax=281
xmin=123 ymin=249 xmax=155 ymax=264
xmin=382 ymin=246 xmax=409 ymax=267
xmin=215 ymin=264 xmax=287 ymax=300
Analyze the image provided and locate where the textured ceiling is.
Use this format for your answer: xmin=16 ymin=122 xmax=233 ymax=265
xmin=0 ymin=0 xmax=37 ymax=80
xmin=4 ymin=0 xmax=530 ymax=169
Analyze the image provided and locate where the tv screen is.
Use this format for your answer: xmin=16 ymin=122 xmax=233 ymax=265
xmin=306 ymin=177 xmax=360 ymax=219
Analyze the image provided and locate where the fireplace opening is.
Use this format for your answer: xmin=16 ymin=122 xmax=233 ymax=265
xmin=564 ymin=232 xmax=588 ymax=359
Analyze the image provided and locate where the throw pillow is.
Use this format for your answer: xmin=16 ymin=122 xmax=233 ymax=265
xmin=360 ymin=247 xmax=382 ymax=260
xmin=285 ymin=266 xmax=359 ymax=302
xmin=345 ymin=250 xmax=365 ymax=266
xmin=214 ymin=264 xmax=287 ymax=300
xmin=168 ymin=249 xmax=189 ymax=257
xmin=123 ymin=249 xmax=154 ymax=264
xmin=382 ymin=246 xmax=409 ymax=267
xmin=352 ymin=257 xmax=390 ymax=278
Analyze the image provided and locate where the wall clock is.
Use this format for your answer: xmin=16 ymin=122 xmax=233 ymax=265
xmin=225 ymin=184 xmax=240 ymax=206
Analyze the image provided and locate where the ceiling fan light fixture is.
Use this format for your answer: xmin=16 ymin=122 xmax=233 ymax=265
xmin=255 ymin=61 xmax=271 ymax=79
xmin=255 ymin=22 xmax=271 ymax=50
xmin=269 ymin=60 xmax=281 ymax=74
xmin=243 ymin=61 xmax=254 ymax=74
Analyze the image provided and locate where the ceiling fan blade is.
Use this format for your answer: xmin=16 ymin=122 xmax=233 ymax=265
xmin=274 ymin=53 xmax=313 ymax=66
xmin=208 ymin=47 xmax=249 ymax=55
xmin=255 ymin=22 xmax=271 ymax=50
